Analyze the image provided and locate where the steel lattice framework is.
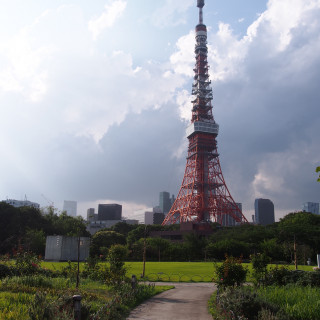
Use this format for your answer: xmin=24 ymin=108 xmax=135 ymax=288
xmin=162 ymin=0 xmax=248 ymax=226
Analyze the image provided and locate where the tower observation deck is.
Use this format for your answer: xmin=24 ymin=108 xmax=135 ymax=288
xmin=162 ymin=0 xmax=248 ymax=226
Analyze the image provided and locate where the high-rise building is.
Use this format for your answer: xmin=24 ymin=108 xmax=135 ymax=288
xmin=63 ymin=200 xmax=77 ymax=217
xmin=254 ymin=199 xmax=275 ymax=226
xmin=159 ymin=191 xmax=173 ymax=214
xmin=98 ymin=204 xmax=122 ymax=220
xmin=162 ymin=1 xmax=247 ymax=226
xmin=302 ymin=202 xmax=319 ymax=214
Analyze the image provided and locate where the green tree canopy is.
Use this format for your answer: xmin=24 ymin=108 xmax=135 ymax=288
xmin=90 ymin=230 xmax=126 ymax=257
xmin=317 ymin=166 xmax=320 ymax=182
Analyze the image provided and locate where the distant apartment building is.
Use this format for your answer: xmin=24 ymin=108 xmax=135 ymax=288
xmin=254 ymin=198 xmax=275 ymax=226
xmin=302 ymin=202 xmax=320 ymax=215
xmin=86 ymin=204 xmax=137 ymax=234
xmin=145 ymin=207 xmax=165 ymax=225
xmin=3 ymin=199 xmax=40 ymax=209
xmin=98 ymin=204 xmax=122 ymax=220
xmin=63 ymin=200 xmax=77 ymax=217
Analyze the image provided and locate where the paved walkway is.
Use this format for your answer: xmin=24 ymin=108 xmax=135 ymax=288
xmin=127 ymin=282 xmax=216 ymax=320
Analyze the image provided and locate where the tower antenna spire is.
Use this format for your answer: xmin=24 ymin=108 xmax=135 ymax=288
xmin=162 ymin=0 xmax=248 ymax=226
xmin=197 ymin=0 xmax=205 ymax=24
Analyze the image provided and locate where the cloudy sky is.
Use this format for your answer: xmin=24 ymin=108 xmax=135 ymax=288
xmin=1 ymin=0 xmax=319 ymax=221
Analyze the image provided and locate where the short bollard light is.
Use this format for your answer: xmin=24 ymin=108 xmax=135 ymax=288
xmin=73 ymin=295 xmax=82 ymax=320
xmin=131 ymin=274 xmax=137 ymax=289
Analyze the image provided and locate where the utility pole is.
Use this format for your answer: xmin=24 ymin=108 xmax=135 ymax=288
xmin=142 ymin=225 xmax=147 ymax=278
xmin=76 ymin=232 xmax=80 ymax=288
xmin=294 ymin=235 xmax=298 ymax=270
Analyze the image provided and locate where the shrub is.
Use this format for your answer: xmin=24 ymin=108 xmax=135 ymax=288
xmin=105 ymin=245 xmax=129 ymax=288
xmin=82 ymin=257 xmax=106 ymax=281
xmin=0 ymin=264 xmax=12 ymax=279
xmin=214 ymin=255 xmax=248 ymax=287
xmin=251 ymin=253 xmax=271 ymax=286
xmin=213 ymin=287 xmax=288 ymax=320
xmin=59 ymin=261 xmax=78 ymax=281
xmin=14 ymin=251 xmax=41 ymax=276
xmin=265 ymin=266 xmax=291 ymax=286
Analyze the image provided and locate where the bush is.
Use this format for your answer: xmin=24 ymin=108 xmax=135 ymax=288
xmin=14 ymin=251 xmax=41 ymax=276
xmin=0 ymin=264 xmax=12 ymax=279
xmin=82 ymin=257 xmax=106 ymax=281
xmin=265 ymin=267 xmax=320 ymax=287
xmin=251 ymin=253 xmax=271 ymax=286
xmin=265 ymin=266 xmax=291 ymax=286
xmin=214 ymin=255 xmax=248 ymax=287
xmin=213 ymin=287 xmax=288 ymax=320
xmin=105 ymin=245 xmax=129 ymax=288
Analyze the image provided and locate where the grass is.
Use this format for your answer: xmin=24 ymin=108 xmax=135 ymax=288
xmin=256 ymin=285 xmax=320 ymax=320
xmin=0 ymin=275 xmax=173 ymax=319
xmin=39 ymin=261 xmax=315 ymax=282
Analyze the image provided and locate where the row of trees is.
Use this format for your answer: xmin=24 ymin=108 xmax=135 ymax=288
xmin=0 ymin=202 xmax=89 ymax=255
xmin=1 ymin=200 xmax=320 ymax=264
xmin=91 ymin=211 xmax=320 ymax=264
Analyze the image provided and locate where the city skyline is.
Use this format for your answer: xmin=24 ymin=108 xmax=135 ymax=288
xmin=0 ymin=0 xmax=319 ymax=221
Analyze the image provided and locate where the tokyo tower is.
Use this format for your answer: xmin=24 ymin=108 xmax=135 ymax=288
xmin=162 ymin=0 xmax=248 ymax=226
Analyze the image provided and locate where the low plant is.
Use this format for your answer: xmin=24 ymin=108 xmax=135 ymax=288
xmin=265 ymin=266 xmax=290 ymax=286
xmin=82 ymin=257 xmax=106 ymax=281
xmin=250 ymin=253 xmax=271 ymax=286
xmin=14 ymin=250 xmax=41 ymax=276
xmin=214 ymin=255 xmax=248 ymax=287
xmin=256 ymin=285 xmax=320 ymax=320
xmin=210 ymin=287 xmax=288 ymax=320
xmin=105 ymin=245 xmax=129 ymax=289
xmin=0 ymin=263 xmax=12 ymax=279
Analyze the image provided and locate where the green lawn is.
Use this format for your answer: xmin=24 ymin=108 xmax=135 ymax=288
xmin=41 ymin=261 xmax=315 ymax=282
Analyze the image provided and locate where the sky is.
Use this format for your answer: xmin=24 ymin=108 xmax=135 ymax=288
xmin=0 ymin=0 xmax=319 ymax=222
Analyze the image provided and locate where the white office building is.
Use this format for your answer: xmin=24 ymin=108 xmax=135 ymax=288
xmin=302 ymin=202 xmax=320 ymax=215
xmin=63 ymin=200 xmax=77 ymax=217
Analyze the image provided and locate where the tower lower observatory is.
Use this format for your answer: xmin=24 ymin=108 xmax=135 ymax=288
xmin=162 ymin=0 xmax=248 ymax=226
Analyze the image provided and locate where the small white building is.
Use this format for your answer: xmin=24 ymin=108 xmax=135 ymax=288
xmin=45 ymin=236 xmax=90 ymax=261
xmin=3 ymin=199 xmax=40 ymax=209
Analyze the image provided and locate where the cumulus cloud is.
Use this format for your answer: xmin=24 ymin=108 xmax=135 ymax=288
xmin=88 ymin=0 xmax=127 ymax=40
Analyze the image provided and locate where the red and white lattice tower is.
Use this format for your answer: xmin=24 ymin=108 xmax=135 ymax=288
xmin=162 ymin=0 xmax=248 ymax=226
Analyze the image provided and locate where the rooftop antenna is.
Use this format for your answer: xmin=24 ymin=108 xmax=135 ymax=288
xmin=197 ymin=0 xmax=205 ymax=24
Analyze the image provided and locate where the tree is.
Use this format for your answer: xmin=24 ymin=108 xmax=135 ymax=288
xmin=317 ymin=166 xmax=320 ymax=182
xmin=24 ymin=229 xmax=46 ymax=255
xmin=184 ymin=233 xmax=207 ymax=261
xmin=90 ymin=231 xmax=126 ymax=257
xmin=146 ymin=237 xmax=170 ymax=262
xmin=206 ymin=239 xmax=250 ymax=260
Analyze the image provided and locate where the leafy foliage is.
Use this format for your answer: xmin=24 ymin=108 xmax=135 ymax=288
xmin=251 ymin=253 xmax=271 ymax=286
xmin=0 ymin=202 xmax=89 ymax=256
xmin=214 ymin=255 xmax=248 ymax=287
xmin=105 ymin=244 xmax=128 ymax=288
xmin=0 ymin=264 xmax=12 ymax=279
xmin=316 ymin=166 xmax=320 ymax=182
xmin=90 ymin=231 xmax=126 ymax=257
